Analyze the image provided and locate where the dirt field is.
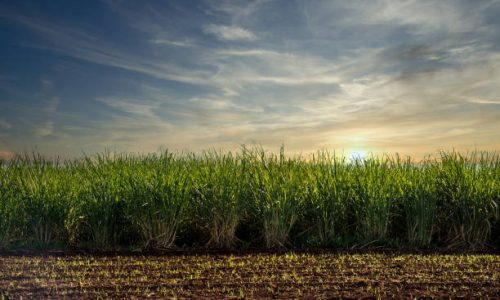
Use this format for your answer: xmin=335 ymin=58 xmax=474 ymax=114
xmin=1 ymin=251 xmax=500 ymax=299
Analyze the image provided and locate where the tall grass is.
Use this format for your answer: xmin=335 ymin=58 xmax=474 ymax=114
xmin=397 ymin=158 xmax=437 ymax=247
xmin=124 ymin=152 xmax=190 ymax=249
xmin=70 ymin=153 xmax=131 ymax=249
xmin=191 ymin=151 xmax=248 ymax=248
xmin=307 ymin=151 xmax=351 ymax=246
xmin=0 ymin=157 xmax=20 ymax=247
xmin=0 ymin=148 xmax=499 ymax=250
xmin=436 ymin=151 xmax=499 ymax=249
xmin=352 ymin=156 xmax=396 ymax=243
xmin=1 ymin=154 xmax=73 ymax=247
xmin=248 ymin=147 xmax=307 ymax=248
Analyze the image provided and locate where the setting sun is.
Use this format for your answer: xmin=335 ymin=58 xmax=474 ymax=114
xmin=347 ymin=149 xmax=369 ymax=161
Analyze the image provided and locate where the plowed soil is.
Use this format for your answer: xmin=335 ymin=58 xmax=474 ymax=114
xmin=1 ymin=252 xmax=500 ymax=299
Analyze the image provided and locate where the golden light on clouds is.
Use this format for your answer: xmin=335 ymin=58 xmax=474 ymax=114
xmin=0 ymin=1 xmax=499 ymax=158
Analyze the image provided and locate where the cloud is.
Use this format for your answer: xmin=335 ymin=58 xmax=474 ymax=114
xmin=1 ymin=14 xmax=213 ymax=86
xmin=151 ymin=39 xmax=196 ymax=47
xmin=203 ymin=24 xmax=257 ymax=41
xmin=1 ymin=1 xmax=499 ymax=158
xmin=34 ymin=121 xmax=55 ymax=137
xmin=205 ymin=0 xmax=269 ymax=23
xmin=43 ymin=96 xmax=60 ymax=113
xmin=5 ymin=13 xmax=350 ymax=96
xmin=96 ymin=97 xmax=160 ymax=119
xmin=467 ymin=97 xmax=500 ymax=105
xmin=0 ymin=119 xmax=11 ymax=130
xmin=215 ymin=48 xmax=281 ymax=57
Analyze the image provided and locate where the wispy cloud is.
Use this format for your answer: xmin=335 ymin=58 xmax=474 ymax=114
xmin=1 ymin=14 xmax=213 ymax=86
xmin=467 ymin=97 xmax=500 ymax=105
xmin=34 ymin=121 xmax=55 ymax=137
xmin=215 ymin=48 xmax=282 ymax=57
xmin=0 ymin=119 xmax=11 ymax=130
xmin=1 ymin=0 xmax=499 ymax=158
xmin=151 ymin=39 xmax=196 ymax=48
xmin=203 ymin=24 xmax=257 ymax=41
xmin=205 ymin=0 xmax=269 ymax=23
xmin=96 ymin=97 xmax=160 ymax=119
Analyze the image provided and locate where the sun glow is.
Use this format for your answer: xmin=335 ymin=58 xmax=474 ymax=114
xmin=347 ymin=149 xmax=368 ymax=161
xmin=343 ymin=134 xmax=369 ymax=161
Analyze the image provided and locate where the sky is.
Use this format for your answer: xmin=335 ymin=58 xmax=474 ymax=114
xmin=1 ymin=0 xmax=500 ymax=160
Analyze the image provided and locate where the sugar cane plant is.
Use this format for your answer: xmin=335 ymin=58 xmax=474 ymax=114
xmin=125 ymin=152 xmax=190 ymax=249
xmin=191 ymin=151 xmax=248 ymax=248
xmin=0 ymin=148 xmax=499 ymax=250
xmin=249 ymin=147 xmax=307 ymax=248
xmin=307 ymin=151 xmax=351 ymax=246
xmin=436 ymin=151 xmax=499 ymax=249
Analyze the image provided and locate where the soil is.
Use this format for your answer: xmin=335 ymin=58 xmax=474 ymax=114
xmin=1 ymin=251 xmax=499 ymax=299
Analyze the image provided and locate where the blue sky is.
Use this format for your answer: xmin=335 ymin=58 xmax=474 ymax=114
xmin=1 ymin=0 xmax=500 ymax=159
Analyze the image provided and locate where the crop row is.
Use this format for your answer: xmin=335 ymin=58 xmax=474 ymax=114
xmin=0 ymin=148 xmax=499 ymax=250
xmin=2 ymin=253 xmax=499 ymax=298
